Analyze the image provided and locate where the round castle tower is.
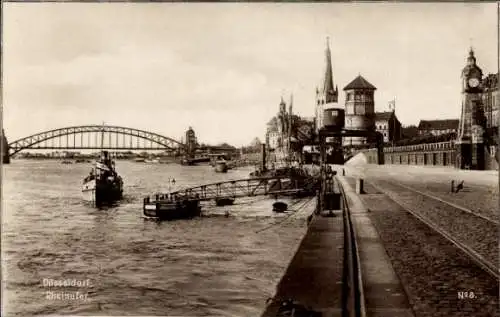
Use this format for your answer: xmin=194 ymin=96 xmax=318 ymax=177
xmin=343 ymin=75 xmax=376 ymax=146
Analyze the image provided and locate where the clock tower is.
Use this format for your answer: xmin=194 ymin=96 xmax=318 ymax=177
xmin=456 ymin=48 xmax=486 ymax=170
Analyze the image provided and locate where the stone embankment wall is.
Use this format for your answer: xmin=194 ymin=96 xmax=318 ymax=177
xmin=360 ymin=141 xmax=498 ymax=170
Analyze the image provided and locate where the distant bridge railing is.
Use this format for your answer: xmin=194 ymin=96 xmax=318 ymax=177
xmin=8 ymin=125 xmax=187 ymax=156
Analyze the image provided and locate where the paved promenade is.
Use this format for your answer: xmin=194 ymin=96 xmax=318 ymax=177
xmin=343 ymin=157 xmax=498 ymax=186
xmin=261 ymin=173 xmax=414 ymax=317
xmin=342 ymin=162 xmax=498 ymax=220
xmin=337 ymin=175 xmax=414 ymax=317
xmin=338 ymin=160 xmax=499 ymax=317
xmin=260 ymin=197 xmax=345 ymax=317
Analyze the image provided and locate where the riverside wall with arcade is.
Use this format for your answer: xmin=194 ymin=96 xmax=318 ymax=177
xmin=360 ymin=141 xmax=499 ymax=170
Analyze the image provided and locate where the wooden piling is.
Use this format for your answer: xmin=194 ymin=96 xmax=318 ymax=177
xmin=356 ymin=178 xmax=364 ymax=194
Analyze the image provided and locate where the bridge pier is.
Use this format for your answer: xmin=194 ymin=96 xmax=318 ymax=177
xmin=1 ymin=129 xmax=10 ymax=164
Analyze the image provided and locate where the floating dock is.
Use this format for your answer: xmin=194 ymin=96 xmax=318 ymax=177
xmin=143 ymin=175 xmax=319 ymax=219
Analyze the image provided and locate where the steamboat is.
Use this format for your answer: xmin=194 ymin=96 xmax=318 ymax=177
xmin=82 ymin=151 xmax=123 ymax=206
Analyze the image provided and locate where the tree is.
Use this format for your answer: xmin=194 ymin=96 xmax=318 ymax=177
xmin=216 ymin=142 xmax=236 ymax=149
xmin=401 ymin=125 xmax=419 ymax=140
xmin=250 ymin=137 xmax=262 ymax=148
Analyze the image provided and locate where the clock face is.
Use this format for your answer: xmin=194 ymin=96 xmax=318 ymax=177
xmin=468 ymin=78 xmax=480 ymax=88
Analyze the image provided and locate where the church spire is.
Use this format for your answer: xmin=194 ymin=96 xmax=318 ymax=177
xmin=322 ymin=37 xmax=338 ymax=103
xmin=279 ymin=95 xmax=286 ymax=113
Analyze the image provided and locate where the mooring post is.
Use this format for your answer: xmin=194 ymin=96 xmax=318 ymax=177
xmin=356 ymin=178 xmax=364 ymax=195
xmin=315 ymin=189 xmax=321 ymax=215
xmin=451 ymin=180 xmax=455 ymax=193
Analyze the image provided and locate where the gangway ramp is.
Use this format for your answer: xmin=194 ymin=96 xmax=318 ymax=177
xmin=145 ymin=176 xmax=319 ymax=203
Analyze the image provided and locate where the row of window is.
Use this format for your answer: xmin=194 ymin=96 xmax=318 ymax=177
xmin=482 ymin=92 xmax=499 ymax=110
xmin=347 ymin=92 xmax=373 ymax=101
xmin=486 ymin=112 xmax=499 ymax=128
xmin=418 ymin=129 xmax=457 ymax=136
xmin=316 ymin=93 xmax=374 ymax=105
xmin=345 ymin=104 xmax=374 ymax=115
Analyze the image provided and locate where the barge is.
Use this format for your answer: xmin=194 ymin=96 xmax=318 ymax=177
xmin=143 ymin=194 xmax=201 ymax=220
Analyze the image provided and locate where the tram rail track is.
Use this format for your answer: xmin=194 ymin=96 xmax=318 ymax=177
xmin=385 ymin=179 xmax=499 ymax=225
xmin=337 ymin=176 xmax=366 ymax=317
xmin=369 ymin=179 xmax=500 ymax=281
xmin=260 ymin=177 xmax=367 ymax=317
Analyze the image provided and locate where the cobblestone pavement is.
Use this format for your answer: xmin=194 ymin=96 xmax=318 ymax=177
xmin=342 ymin=164 xmax=499 ymax=223
xmin=374 ymin=175 xmax=498 ymax=223
xmin=358 ymin=192 xmax=499 ymax=317
xmin=371 ymin=179 xmax=499 ymax=270
xmin=387 ymin=180 xmax=498 ymax=223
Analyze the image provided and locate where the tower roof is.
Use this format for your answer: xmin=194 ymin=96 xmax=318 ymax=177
xmin=322 ymin=37 xmax=335 ymax=95
xmin=280 ymin=96 xmax=286 ymax=106
xmin=343 ymin=75 xmax=376 ymax=90
xmin=375 ymin=112 xmax=394 ymax=121
xmin=462 ymin=48 xmax=483 ymax=77
xmin=467 ymin=47 xmax=476 ymax=65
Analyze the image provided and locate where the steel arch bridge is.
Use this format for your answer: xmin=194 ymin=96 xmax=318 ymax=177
xmin=8 ymin=125 xmax=187 ymax=156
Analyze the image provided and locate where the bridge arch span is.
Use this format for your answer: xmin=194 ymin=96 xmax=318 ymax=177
xmin=8 ymin=125 xmax=186 ymax=156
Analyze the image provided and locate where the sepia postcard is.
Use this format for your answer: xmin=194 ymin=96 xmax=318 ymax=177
xmin=1 ymin=2 xmax=499 ymax=317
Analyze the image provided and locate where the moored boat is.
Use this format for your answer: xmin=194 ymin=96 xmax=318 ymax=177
xmin=143 ymin=195 xmax=201 ymax=220
xmin=214 ymin=160 xmax=228 ymax=173
xmin=82 ymin=151 xmax=123 ymax=207
xmin=215 ymin=197 xmax=235 ymax=206
xmin=273 ymin=201 xmax=288 ymax=213
xmin=181 ymin=158 xmax=195 ymax=166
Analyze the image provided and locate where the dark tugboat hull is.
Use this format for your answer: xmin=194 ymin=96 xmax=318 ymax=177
xmin=215 ymin=198 xmax=234 ymax=206
xmin=215 ymin=161 xmax=228 ymax=173
xmin=83 ymin=181 xmax=123 ymax=206
xmin=82 ymin=150 xmax=124 ymax=207
xmin=273 ymin=201 xmax=288 ymax=213
xmin=95 ymin=185 xmax=123 ymax=206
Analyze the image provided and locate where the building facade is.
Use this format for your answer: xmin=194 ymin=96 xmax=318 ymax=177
xmin=266 ymin=117 xmax=279 ymax=150
xmin=265 ymin=96 xmax=294 ymax=163
xmin=482 ymin=73 xmax=499 ymax=130
xmin=375 ymin=111 xmax=402 ymax=143
xmin=343 ymin=75 xmax=376 ymax=146
xmin=417 ymin=119 xmax=459 ymax=136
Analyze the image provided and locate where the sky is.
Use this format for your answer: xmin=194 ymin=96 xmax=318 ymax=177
xmin=3 ymin=3 xmax=498 ymax=147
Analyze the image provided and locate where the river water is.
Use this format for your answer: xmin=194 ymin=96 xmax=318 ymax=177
xmin=2 ymin=160 xmax=311 ymax=317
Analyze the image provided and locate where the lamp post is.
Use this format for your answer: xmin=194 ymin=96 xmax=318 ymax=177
xmin=389 ymin=98 xmax=396 ymax=148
